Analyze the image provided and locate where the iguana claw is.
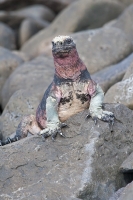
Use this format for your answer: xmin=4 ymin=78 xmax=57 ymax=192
xmin=39 ymin=122 xmax=67 ymax=141
xmin=92 ymin=117 xmax=98 ymax=125
xmin=61 ymin=123 xmax=69 ymax=128
xmin=87 ymin=110 xmax=114 ymax=130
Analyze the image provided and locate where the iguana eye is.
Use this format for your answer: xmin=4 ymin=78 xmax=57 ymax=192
xmin=67 ymin=39 xmax=72 ymax=44
xmin=52 ymin=41 xmax=55 ymax=47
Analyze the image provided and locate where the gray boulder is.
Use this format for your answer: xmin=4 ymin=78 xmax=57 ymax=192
xmin=123 ymin=58 xmax=133 ymax=80
xmin=118 ymin=0 xmax=133 ymax=6
xmin=0 ymin=22 xmax=16 ymax=50
xmin=11 ymin=4 xmax=55 ymax=22
xmin=1 ymin=56 xmax=54 ymax=109
xmin=0 ymin=104 xmax=133 ymax=200
xmin=120 ymin=151 xmax=133 ymax=172
xmin=0 ymin=4 xmax=55 ymax=30
xmin=0 ymin=89 xmax=41 ymax=140
xmin=21 ymin=0 xmax=124 ymax=58
xmin=72 ymin=27 xmax=132 ymax=74
xmin=19 ymin=18 xmax=49 ymax=46
xmin=104 ymin=60 xmax=133 ymax=109
xmin=24 ymin=27 xmax=132 ymax=74
xmin=92 ymin=53 xmax=133 ymax=92
xmin=12 ymin=50 xmax=31 ymax=62
xmin=105 ymin=4 xmax=133 ymax=44
xmin=109 ymin=182 xmax=133 ymax=200
xmin=0 ymin=47 xmax=23 ymax=102
xmin=0 ymin=0 xmax=78 ymax=13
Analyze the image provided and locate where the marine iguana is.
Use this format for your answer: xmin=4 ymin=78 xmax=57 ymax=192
xmin=0 ymin=35 xmax=114 ymax=146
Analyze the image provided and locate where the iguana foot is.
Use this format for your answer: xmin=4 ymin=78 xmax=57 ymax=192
xmin=88 ymin=110 xmax=114 ymax=130
xmin=100 ymin=111 xmax=114 ymax=130
xmin=39 ymin=123 xmax=67 ymax=141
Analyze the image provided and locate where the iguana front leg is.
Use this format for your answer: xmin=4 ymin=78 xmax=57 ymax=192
xmin=40 ymin=95 xmax=65 ymax=140
xmin=88 ymin=83 xmax=114 ymax=127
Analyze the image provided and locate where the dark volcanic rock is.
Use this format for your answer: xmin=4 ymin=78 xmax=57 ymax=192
xmin=92 ymin=53 xmax=133 ymax=92
xmin=1 ymin=56 xmax=54 ymax=108
xmin=21 ymin=0 xmax=124 ymax=58
xmin=0 ymin=104 xmax=133 ymax=199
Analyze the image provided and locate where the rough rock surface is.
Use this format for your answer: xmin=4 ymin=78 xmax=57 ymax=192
xmin=0 ymin=104 xmax=133 ymax=200
xmin=21 ymin=0 xmax=124 ymax=58
xmin=0 ymin=47 xmax=23 ymax=102
xmin=104 ymin=63 xmax=133 ymax=109
xmin=19 ymin=18 xmax=49 ymax=46
xmin=1 ymin=56 xmax=54 ymax=108
xmin=0 ymin=22 xmax=16 ymax=50
xmin=92 ymin=53 xmax=133 ymax=92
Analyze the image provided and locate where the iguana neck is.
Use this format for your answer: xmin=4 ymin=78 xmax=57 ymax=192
xmin=53 ymin=48 xmax=86 ymax=80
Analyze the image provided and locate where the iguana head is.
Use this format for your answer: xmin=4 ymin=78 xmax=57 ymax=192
xmin=52 ymin=35 xmax=76 ymax=58
xmin=52 ymin=35 xmax=86 ymax=80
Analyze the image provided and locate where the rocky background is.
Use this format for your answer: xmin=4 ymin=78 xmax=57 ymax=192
xmin=0 ymin=0 xmax=133 ymax=199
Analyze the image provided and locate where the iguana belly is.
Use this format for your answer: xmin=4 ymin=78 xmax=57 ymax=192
xmin=58 ymin=81 xmax=90 ymax=122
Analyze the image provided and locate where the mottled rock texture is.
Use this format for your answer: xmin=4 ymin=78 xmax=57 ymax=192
xmin=0 ymin=104 xmax=133 ymax=200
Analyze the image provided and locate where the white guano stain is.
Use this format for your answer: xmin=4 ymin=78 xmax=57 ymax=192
xmin=80 ymin=128 xmax=100 ymax=188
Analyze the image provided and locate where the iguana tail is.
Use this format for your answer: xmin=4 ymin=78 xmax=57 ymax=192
xmin=0 ymin=135 xmax=21 ymax=146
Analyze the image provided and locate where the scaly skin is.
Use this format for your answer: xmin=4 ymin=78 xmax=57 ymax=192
xmin=0 ymin=35 xmax=114 ymax=146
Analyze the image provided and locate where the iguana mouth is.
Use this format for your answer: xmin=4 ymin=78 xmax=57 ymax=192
xmin=52 ymin=47 xmax=72 ymax=54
